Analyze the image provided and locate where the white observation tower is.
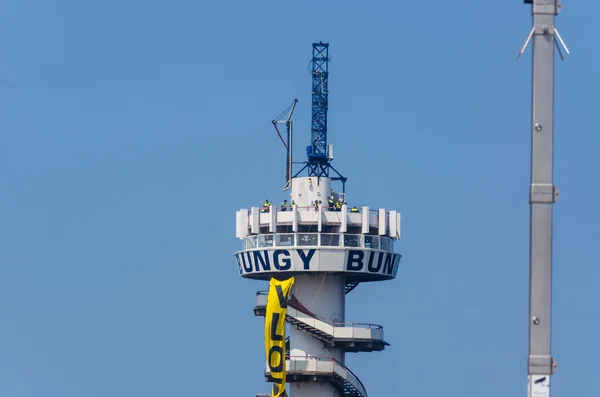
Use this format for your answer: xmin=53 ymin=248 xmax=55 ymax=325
xmin=234 ymin=42 xmax=403 ymax=397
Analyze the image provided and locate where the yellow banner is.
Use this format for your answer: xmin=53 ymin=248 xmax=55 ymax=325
xmin=265 ymin=277 xmax=295 ymax=397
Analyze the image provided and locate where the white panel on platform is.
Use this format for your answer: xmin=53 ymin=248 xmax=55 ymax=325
xmin=334 ymin=327 xmax=353 ymax=339
xmin=378 ymin=208 xmax=386 ymax=235
xmin=353 ymin=328 xmax=370 ymax=340
xmin=322 ymin=211 xmax=342 ymax=223
xmin=292 ymin=205 xmax=298 ymax=232
xmin=276 ymin=211 xmax=293 ymax=224
xmin=237 ymin=209 xmax=249 ymax=238
xmin=259 ymin=212 xmax=268 ymax=225
xmin=317 ymin=205 xmax=322 ymax=232
xmin=389 ymin=210 xmax=398 ymax=238
xmin=340 ymin=206 xmax=347 ymax=233
xmin=269 ymin=207 xmax=276 ymax=232
xmin=251 ymin=207 xmax=259 ymax=234
xmin=361 ymin=207 xmax=369 ymax=233
xmin=347 ymin=213 xmax=361 ymax=225
xmin=397 ymin=212 xmax=401 ymax=238
xmin=298 ymin=211 xmax=319 ymax=223
xmin=369 ymin=212 xmax=377 ymax=228
xmin=240 ymin=209 xmax=249 ymax=237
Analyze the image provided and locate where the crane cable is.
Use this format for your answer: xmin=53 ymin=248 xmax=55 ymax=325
xmin=272 ymin=100 xmax=298 ymax=150
xmin=272 ymin=122 xmax=288 ymax=149
xmin=303 ymin=271 xmax=327 ymax=309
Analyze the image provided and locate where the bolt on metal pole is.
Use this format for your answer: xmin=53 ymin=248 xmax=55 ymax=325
xmin=517 ymin=1 xmax=569 ymax=396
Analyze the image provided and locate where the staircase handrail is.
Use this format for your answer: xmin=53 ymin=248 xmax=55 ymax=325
xmin=265 ymin=355 xmax=368 ymax=397
xmin=256 ymin=290 xmax=383 ymax=330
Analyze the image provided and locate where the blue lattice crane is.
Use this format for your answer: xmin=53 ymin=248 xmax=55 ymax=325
xmin=292 ymin=42 xmax=347 ymax=192
xmin=307 ymin=42 xmax=330 ymax=175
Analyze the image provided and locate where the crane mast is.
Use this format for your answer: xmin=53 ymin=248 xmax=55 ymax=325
xmin=273 ymin=43 xmax=346 ymax=192
xmin=517 ymin=1 xmax=569 ymax=396
xmin=307 ymin=42 xmax=330 ymax=177
xmin=294 ymin=42 xmax=346 ymax=191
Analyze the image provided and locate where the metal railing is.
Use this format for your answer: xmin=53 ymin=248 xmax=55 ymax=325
xmin=246 ymin=206 xmax=392 ymax=221
xmin=255 ymin=291 xmax=383 ymax=330
xmin=257 ymin=205 xmax=370 ymax=213
xmin=265 ymin=356 xmax=368 ymax=397
xmin=243 ymin=233 xmax=392 ymax=250
xmin=331 ymin=322 xmax=383 ymax=329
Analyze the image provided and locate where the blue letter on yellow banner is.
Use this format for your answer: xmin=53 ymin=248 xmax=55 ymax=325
xmin=265 ymin=277 xmax=295 ymax=397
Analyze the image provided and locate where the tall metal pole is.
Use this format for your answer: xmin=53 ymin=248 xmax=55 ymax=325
xmin=517 ymin=1 xmax=569 ymax=396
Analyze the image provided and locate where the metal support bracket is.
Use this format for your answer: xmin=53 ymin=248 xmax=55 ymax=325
xmin=529 ymin=355 xmax=559 ymax=375
xmin=553 ymin=27 xmax=570 ymax=60
xmin=534 ymin=24 xmax=552 ymax=35
xmin=516 ymin=19 xmax=569 ymax=60
xmin=533 ymin=0 xmax=562 ymax=15
xmin=530 ymin=184 xmax=558 ymax=204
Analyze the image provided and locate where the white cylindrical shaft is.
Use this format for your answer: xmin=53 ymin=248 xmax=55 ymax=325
xmin=291 ymin=177 xmax=332 ymax=209
xmin=289 ymin=274 xmax=345 ymax=397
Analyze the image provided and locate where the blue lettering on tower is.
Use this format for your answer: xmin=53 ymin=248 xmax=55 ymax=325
xmin=273 ymin=250 xmax=291 ymax=271
xmin=237 ymin=249 xmax=317 ymax=274
xmin=253 ymin=250 xmax=271 ymax=271
xmin=237 ymin=248 xmax=401 ymax=276
xmin=346 ymin=250 xmax=364 ymax=271
xmin=235 ymin=254 xmax=243 ymax=275
xmin=367 ymin=251 xmax=382 ymax=272
xmin=296 ymin=249 xmax=316 ymax=270
xmin=382 ymin=253 xmax=395 ymax=275
xmin=346 ymin=250 xmax=400 ymax=276
xmin=393 ymin=254 xmax=401 ymax=276
xmin=242 ymin=252 xmax=253 ymax=272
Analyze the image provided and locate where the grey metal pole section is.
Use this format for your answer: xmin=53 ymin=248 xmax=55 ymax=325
xmin=517 ymin=1 xmax=569 ymax=396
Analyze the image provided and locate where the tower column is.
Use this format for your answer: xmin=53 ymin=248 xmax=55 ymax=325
xmin=289 ymin=274 xmax=345 ymax=361
xmin=289 ymin=275 xmax=345 ymax=397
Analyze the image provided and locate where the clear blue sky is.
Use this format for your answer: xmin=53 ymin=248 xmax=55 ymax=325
xmin=1 ymin=1 xmax=598 ymax=396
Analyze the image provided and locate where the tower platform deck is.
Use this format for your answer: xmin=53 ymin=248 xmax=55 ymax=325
xmin=253 ymin=291 xmax=389 ymax=353
xmin=265 ymin=356 xmax=368 ymax=397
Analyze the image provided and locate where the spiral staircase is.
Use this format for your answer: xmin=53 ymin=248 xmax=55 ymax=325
xmin=255 ymin=289 xmax=389 ymax=397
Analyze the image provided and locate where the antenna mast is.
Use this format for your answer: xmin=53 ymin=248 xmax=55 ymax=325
xmin=517 ymin=1 xmax=569 ymax=396
xmin=294 ymin=42 xmax=346 ymax=192
xmin=272 ymin=99 xmax=299 ymax=191
xmin=307 ymin=42 xmax=330 ymax=177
